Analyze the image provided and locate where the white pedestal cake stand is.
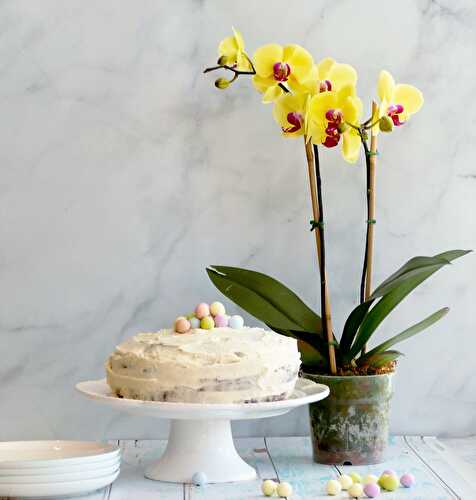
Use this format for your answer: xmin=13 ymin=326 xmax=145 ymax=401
xmin=76 ymin=378 xmax=329 ymax=484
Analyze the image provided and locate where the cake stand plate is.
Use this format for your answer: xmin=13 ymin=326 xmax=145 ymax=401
xmin=76 ymin=378 xmax=329 ymax=484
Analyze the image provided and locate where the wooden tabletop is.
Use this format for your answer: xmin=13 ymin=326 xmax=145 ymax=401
xmin=12 ymin=436 xmax=476 ymax=499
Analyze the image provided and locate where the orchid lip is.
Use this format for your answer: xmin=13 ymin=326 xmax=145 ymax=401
xmin=282 ymin=112 xmax=303 ymax=133
xmin=319 ymin=80 xmax=332 ymax=92
xmin=273 ymin=62 xmax=291 ymax=82
xmin=325 ymin=109 xmax=343 ymax=124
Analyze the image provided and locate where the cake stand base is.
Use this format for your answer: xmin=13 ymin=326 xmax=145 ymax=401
xmin=144 ymin=419 xmax=255 ymax=483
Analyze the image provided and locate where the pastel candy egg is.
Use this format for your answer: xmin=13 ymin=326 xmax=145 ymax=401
xmin=191 ymin=471 xmax=207 ymax=486
xmin=348 ymin=483 xmax=364 ymax=498
xmin=363 ymin=482 xmax=381 ymax=498
xmin=363 ymin=474 xmax=378 ymax=484
xmin=338 ymin=474 xmax=353 ymax=490
xmin=350 ymin=472 xmax=362 ymax=483
xmin=382 ymin=469 xmax=397 ymax=477
xmin=326 ymin=479 xmax=342 ymax=495
xmin=229 ymin=315 xmax=244 ymax=329
xmin=214 ymin=314 xmax=228 ymax=327
xmin=174 ymin=318 xmax=191 ymax=334
xmin=189 ymin=317 xmax=200 ymax=329
xmin=261 ymin=479 xmax=277 ymax=496
xmin=400 ymin=473 xmax=415 ymax=488
xmin=195 ymin=303 xmax=210 ymax=319
xmin=210 ymin=301 xmax=226 ymax=317
xmin=200 ymin=316 xmax=215 ymax=330
xmin=379 ymin=474 xmax=399 ymax=491
xmin=276 ymin=481 xmax=292 ymax=497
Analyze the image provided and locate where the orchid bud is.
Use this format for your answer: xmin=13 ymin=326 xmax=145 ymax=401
xmin=215 ymin=78 xmax=230 ymax=89
xmin=217 ymin=55 xmax=229 ymax=66
xmin=379 ymin=115 xmax=394 ymax=132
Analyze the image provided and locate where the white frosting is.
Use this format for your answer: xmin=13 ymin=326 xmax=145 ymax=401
xmin=106 ymin=327 xmax=301 ymax=403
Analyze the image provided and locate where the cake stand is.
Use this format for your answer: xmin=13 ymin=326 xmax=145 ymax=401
xmin=76 ymin=378 xmax=329 ymax=484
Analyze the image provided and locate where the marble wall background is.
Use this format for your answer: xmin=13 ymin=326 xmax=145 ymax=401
xmin=1 ymin=0 xmax=475 ymax=440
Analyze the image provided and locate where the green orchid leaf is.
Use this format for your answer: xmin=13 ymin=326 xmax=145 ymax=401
xmin=359 ymin=307 xmax=449 ymax=363
xmin=370 ymin=250 xmax=471 ymax=299
xmin=357 ymin=350 xmax=403 ymax=368
xmin=207 ymin=266 xmax=322 ymax=333
xmin=340 ymin=299 xmax=374 ymax=358
xmin=349 ymin=250 xmax=469 ymax=358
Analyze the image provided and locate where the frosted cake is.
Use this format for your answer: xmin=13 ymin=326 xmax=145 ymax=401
xmin=106 ymin=326 xmax=301 ymax=404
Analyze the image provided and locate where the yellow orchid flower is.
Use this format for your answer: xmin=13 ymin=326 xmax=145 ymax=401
xmin=218 ymin=27 xmax=252 ymax=71
xmin=272 ymin=93 xmax=309 ymax=138
xmin=252 ymin=44 xmax=314 ymax=103
xmin=374 ymin=70 xmax=423 ymax=132
xmin=307 ymin=84 xmax=363 ymax=163
xmin=298 ymin=57 xmax=357 ymax=96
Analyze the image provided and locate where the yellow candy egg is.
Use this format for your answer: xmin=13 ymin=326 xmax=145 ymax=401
xmin=350 ymin=472 xmax=362 ymax=483
xmin=326 ymin=479 xmax=342 ymax=495
xmin=363 ymin=474 xmax=378 ymax=484
xmin=338 ymin=474 xmax=353 ymax=490
xmin=348 ymin=483 xmax=364 ymax=498
xmin=276 ymin=481 xmax=292 ymax=497
xmin=200 ymin=316 xmax=215 ymax=330
xmin=210 ymin=301 xmax=226 ymax=317
xmin=261 ymin=479 xmax=277 ymax=496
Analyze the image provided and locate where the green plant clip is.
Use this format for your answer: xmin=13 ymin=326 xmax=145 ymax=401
xmin=366 ymin=150 xmax=379 ymax=157
xmin=310 ymin=220 xmax=324 ymax=231
xmin=367 ymin=219 xmax=376 ymax=224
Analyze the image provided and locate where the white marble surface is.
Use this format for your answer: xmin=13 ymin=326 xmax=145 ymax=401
xmin=0 ymin=0 xmax=475 ymax=440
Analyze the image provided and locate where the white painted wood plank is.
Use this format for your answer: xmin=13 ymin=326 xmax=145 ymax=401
xmin=406 ymin=436 xmax=475 ymax=499
xmin=335 ymin=436 xmax=455 ymax=499
xmin=441 ymin=436 xmax=476 ymax=466
xmin=265 ymin=436 xmax=337 ymax=499
xmin=109 ymin=440 xmax=183 ymax=500
xmin=186 ymin=438 xmax=274 ymax=500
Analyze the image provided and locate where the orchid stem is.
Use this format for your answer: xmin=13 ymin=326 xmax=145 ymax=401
xmin=304 ymin=138 xmax=337 ymax=374
xmin=203 ymin=65 xmax=255 ymax=76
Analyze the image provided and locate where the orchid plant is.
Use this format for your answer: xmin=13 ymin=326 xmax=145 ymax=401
xmin=204 ymin=29 xmax=470 ymax=375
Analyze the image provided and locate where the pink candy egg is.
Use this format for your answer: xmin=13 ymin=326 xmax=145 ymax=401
xmin=400 ymin=473 xmax=415 ymax=488
xmin=214 ymin=314 xmax=228 ymax=327
xmin=363 ymin=482 xmax=381 ymax=498
xmin=195 ymin=303 xmax=210 ymax=319
xmin=175 ymin=318 xmax=191 ymax=334
xmin=382 ymin=469 xmax=396 ymax=477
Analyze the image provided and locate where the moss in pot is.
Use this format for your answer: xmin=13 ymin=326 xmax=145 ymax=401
xmin=202 ymin=30 xmax=471 ymax=464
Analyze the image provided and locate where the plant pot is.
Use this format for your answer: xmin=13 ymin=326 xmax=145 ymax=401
xmin=304 ymin=373 xmax=393 ymax=465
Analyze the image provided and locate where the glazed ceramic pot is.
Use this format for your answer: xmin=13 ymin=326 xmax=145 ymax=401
xmin=304 ymin=373 xmax=393 ymax=465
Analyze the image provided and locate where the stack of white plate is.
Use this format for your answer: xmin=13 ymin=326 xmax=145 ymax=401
xmin=0 ymin=441 xmax=120 ymax=498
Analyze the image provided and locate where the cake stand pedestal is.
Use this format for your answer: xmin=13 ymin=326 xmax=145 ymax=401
xmin=76 ymin=378 xmax=329 ymax=484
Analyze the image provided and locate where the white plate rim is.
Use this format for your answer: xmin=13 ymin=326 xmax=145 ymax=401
xmin=0 ymin=464 xmax=120 ymax=484
xmin=0 ymin=441 xmax=119 ymax=468
xmin=0 ymin=469 xmax=119 ymax=497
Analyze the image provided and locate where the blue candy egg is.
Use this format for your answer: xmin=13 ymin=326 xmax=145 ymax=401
xmin=192 ymin=472 xmax=207 ymax=486
xmin=189 ymin=317 xmax=200 ymax=329
xmin=229 ymin=315 xmax=244 ymax=329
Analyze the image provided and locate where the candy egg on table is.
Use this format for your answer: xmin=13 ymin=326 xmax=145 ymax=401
xmin=363 ymin=482 xmax=381 ymax=498
xmin=363 ymin=474 xmax=378 ymax=484
xmin=338 ymin=474 xmax=353 ymax=490
xmin=379 ymin=473 xmax=399 ymax=491
xmin=400 ymin=472 xmax=415 ymax=488
xmin=276 ymin=481 xmax=293 ymax=497
xmin=382 ymin=469 xmax=397 ymax=477
xmin=191 ymin=471 xmax=207 ymax=486
xmin=229 ymin=314 xmax=244 ymax=329
xmin=210 ymin=301 xmax=226 ymax=317
xmin=189 ymin=316 xmax=200 ymax=329
xmin=348 ymin=483 xmax=364 ymax=498
xmin=214 ymin=314 xmax=228 ymax=327
xmin=200 ymin=316 xmax=215 ymax=330
xmin=261 ymin=479 xmax=277 ymax=496
xmin=326 ymin=479 xmax=342 ymax=495
xmin=349 ymin=472 xmax=362 ymax=483
xmin=195 ymin=303 xmax=210 ymax=319
xmin=174 ymin=317 xmax=191 ymax=333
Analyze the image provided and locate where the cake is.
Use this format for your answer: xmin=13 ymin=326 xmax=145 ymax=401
xmin=106 ymin=326 xmax=301 ymax=404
